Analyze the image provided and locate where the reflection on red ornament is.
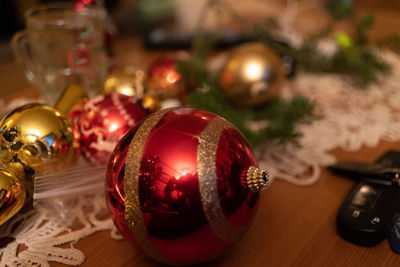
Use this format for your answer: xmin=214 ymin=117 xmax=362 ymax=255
xmin=70 ymin=93 xmax=149 ymax=165
xmin=106 ymin=108 xmax=265 ymax=265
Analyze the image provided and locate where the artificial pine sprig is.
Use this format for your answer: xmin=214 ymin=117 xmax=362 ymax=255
xmin=331 ymin=32 xmax=390 ymax=85
xmin=186 ymin=81 xmax=315 ymax=147
xmin=253 ymin=17 xmax=390 ymax=86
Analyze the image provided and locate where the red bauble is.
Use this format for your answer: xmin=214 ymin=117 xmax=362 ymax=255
xmin=105 ymin=108 xmax=269 ymax=265
xmin=70 ymin=93 xmax=149 ymax=165
xmin=147 ymin=57 xmax=185 ymax=100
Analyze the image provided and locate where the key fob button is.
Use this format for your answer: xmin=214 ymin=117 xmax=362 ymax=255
xmin=370 ymin=217 xmax=380 ymax=224
xmin=352 ymin=210 xmax=361 ymax=218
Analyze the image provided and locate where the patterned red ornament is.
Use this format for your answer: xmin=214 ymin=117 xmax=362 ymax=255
xmin=70 ymin=93 xmax=149 ymax=165
xmin=105 ymin=108 xmax=269 ymax=265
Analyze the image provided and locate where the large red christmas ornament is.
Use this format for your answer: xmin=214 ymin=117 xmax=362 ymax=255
xmin=106 ymin=108 xmax=269 ymax=265
xmin=70 ymin=93 xmax=149 ymax=165
xmin=147 ymin=57 xmax=185 ymax=100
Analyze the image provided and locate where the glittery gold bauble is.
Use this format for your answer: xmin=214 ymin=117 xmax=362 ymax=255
xmin=220 ymin=42 xmax=284 ymax=107
xmin=103 ymin=67 xmax=146 ymax=99
xmin=0 ymin=168 xmax=25 ymax=225
xmin=0 ymin=103 xmax=78 ymax=190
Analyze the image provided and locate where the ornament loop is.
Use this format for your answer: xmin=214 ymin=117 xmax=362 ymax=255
xmin=246 ymin=166 xmax=269 ymax=192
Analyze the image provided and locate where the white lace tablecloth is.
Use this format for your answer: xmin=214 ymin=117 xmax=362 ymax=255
xmin=1 ymin=50 xmax=400 ymax=266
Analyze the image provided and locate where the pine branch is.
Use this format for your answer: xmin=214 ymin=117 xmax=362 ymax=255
xmin=185 ymin=79 xmax=316 ymax=147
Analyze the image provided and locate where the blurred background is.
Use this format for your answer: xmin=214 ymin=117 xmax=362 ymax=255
xmin=0 ymin=0 xmax=399 ymax=101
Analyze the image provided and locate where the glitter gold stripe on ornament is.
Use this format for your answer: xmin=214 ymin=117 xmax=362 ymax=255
xmin=124 ymin=108 xmax=171 ymax=264
xmin=197 ymin=117 xmax=247 ymax=244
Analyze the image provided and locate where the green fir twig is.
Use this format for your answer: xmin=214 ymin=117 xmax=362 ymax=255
xmin=185 ymin=79 xmax=316 ymax=147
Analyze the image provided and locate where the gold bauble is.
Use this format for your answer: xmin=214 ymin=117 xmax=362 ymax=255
xmin=141 ymin=94 xmax=161 ymax=113
xmin=0 ymin=103 xmax=78 ymax=190
xmin=103 ymin=67 xmax=146 ymax=99
xmin=219 ymin=42 xmax=284 ymax=107
xmin=0 ymin=168 xmax=26 ymax=225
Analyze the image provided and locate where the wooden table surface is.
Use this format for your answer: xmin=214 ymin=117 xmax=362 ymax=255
xmin=2 ymin=1 xmax=400 ymax=266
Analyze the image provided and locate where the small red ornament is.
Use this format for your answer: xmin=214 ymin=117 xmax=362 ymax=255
xmin=70 ymin=93 xmax=149 ymax=165
xmin=147 ymin=57 xmax=185 ymax=100
xmin=105 ymin=108 xmax=269 ymax=265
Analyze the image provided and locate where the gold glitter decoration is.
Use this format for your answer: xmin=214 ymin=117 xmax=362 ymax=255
xmin=196 ymin=116 xmax=247 ymax=244
xmin=246 ymin=166 xmax=269 ymax=192
xmin=124 ymin=108 xmax=171 ymax=264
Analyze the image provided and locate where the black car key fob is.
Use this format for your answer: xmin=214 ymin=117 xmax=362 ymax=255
xmin=336 ymin=182 xmax=400 ymax=246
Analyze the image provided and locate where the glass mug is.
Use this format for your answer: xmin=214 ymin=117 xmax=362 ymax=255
xmin=12 ymin=3 xmax=108 ymax=106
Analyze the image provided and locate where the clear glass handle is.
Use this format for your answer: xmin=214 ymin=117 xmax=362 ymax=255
xmin=11 ymin=30 xmax=37 ymax=85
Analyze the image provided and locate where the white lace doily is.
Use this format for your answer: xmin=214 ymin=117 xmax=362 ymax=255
xmin=258 ymin=50 xmax=400 ymax=186
xmin=1 ymin=49 xmax=400 ymax=266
